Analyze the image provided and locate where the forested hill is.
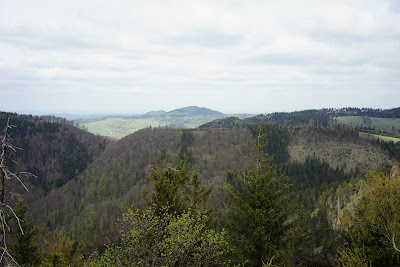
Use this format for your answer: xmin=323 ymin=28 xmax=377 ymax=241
xmin=1 ymin=110 xmax=398 ymax=265
xmin=32 ymin=123 xmax=394 ymax=253
xmin=199 ymin=110 xmax=331 ymax=128
xmin=200 ymin=107 xmax=400 ymax=137
xmin=0 ymin=112 xmax=106 ymax=198
xmin=333 ymin=107 xmax=400 ymax=118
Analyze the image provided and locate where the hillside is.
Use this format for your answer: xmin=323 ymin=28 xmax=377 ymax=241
xmin=31 ymin=123 xmax=394 ymax=251
xmin=0 ymin=112 xmax=106 ymax=197
xmin=167 ymin=106 xmax=224 ymax=116
xmin=1 ymin=109 xmax=398 ymax=265
xmin=335 ymin=116 xmax=400 ymax=136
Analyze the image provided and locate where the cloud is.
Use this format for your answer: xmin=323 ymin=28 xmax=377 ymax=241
xmin=0 ymin=0 xmax=399 ymax=114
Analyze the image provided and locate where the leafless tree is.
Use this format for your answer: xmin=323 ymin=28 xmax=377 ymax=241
xmin=0 ymin=118 xmax=35 ymax=266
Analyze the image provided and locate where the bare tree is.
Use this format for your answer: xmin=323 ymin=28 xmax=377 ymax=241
xmin=0 ymin=118 xmax=34 ymax=266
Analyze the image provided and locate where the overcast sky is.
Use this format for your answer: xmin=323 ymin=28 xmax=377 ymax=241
xmin=0 ymin=0 xmax=399 ymax=115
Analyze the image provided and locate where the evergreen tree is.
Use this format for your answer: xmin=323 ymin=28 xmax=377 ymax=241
xmin=41 ymin=230 xmax=83 ymax=267
xmin=90 ymin=158 xmax=230 ymax=266
xmin=144 ymin=156 xmax=211 ymax=216
xmin=9 ymin=201 xmax=40 ymax=266
xmin=224 ymin=124 xmax=292 ymax=266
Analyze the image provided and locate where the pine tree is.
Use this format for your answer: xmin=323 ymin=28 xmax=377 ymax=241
xmin=144 ymin=155 xmax=211 ymax=216
xmin=224 ymin=123 xmax=292 ymax=266
xmin=10 ymin=201 xmax=41 ymax=266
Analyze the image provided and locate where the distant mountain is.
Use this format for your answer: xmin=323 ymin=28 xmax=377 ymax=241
xmin=141 ymin=106 xmax=223 ymax=118
xmin=142 ymin=110 xmax=167 ymax=117
xmin=166 ymin=106 xmax=224 ymax=117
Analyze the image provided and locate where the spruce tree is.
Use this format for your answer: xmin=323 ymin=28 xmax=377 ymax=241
xmin=144 ymin=155 xmax=211 ymax=216
xmin=10 ymin=201 xmax=40 ymax=266
xmin=224 ymin=123 xmax=291 ymax=266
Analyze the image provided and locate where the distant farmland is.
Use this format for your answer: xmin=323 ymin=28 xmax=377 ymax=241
xmin=335 ymin=116 xmax=400 ymax=136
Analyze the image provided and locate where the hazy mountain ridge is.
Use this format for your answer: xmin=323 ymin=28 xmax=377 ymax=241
xmin=74 ymin=106 xmax=250 ymax=138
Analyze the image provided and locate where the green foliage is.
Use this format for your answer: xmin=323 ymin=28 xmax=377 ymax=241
xmin=144 ymin=156 xmax=211 ymax=216
xmin=337 ymin=245 xmax=370 ymax=267
xmin=90 ymin=158 xmax=229 ymax=266
xmin=92 ymin=206 xmax=231 ymax=266
xmin=224 ymin=124 xmax=292 ymax=266
xmin=9 ymin=201 xmax=41 ymax=266
xmin=340 ymin=169 xmax=400 ymax=265
xmin=180 ymin=129 xmax=195 ymax=162
xmin=41 ymin=230 xmax=83 ymax=267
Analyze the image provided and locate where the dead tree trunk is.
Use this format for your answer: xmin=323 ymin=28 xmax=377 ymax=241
xmin=0 ymin=118 xmax=10 ymax=267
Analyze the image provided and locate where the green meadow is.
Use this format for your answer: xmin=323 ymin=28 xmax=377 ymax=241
xmin=359 ymin=132 xmax=400 ymax=143
xmin=335 ymin=116 xmax=400 ymax=136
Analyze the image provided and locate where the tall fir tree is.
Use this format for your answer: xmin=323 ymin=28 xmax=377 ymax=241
xmin=224 ymin=123 xmax=292 ymax=266
xmin=10 ymin=201 xmax=41 ymax=266
xmin=143 ymin=155 xmax=211 ymax=216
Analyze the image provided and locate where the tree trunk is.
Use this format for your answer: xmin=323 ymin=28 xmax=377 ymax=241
xmin=0 ymin=118 xmax=10 ymax=267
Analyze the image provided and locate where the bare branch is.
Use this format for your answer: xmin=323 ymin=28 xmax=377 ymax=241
xmin=0 ymin=214 xmax=10 ymax=232
xmin=7 ymin=145 xmax=22 ymax=152
xmin=6 ymin=157 xmax=18 ymax=166
xmin=5 ymin=171 xmax=29 ymax=192
xmin=6 ymin=205 xmax=24 ymax=235
xmin=3 ymin=248 xmax=19 ymax=267
xmin=6 ymin=145 xmax=16 ymax=153
xmin=19 ymin=172 xmax=37 ymax=178
xmin=393 ymin=236 xmax=400 ymax=253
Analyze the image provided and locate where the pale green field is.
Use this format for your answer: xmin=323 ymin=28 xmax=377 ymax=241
xmin=84 ymin=117 xmax=165 ymax=138
xmin=81 ymin=114 xmax=252 ymax=138
xmin=359 ymin=132 xmax=400 ymax=143
xmin=335 ymin=116 xmax=400 ymax=136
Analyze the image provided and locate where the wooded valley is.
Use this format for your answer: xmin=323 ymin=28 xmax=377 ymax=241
xmin=1 ymin=107 xmax=400 ymax=266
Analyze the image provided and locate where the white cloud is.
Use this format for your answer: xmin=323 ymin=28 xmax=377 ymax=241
xmin=0 ymin=0 xmax=399 ymax=114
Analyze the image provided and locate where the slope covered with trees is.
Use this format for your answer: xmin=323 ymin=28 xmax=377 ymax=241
xmin=1 ymin=109 xmax=399 ymax=266
xmin=29 ymin=121 xmax=393 ymax=259
xmin=0 ymin=112 xmax=106 ymax=197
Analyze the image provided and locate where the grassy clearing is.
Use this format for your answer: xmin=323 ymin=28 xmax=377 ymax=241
xmin=335 ymin=116 xmax=400 ymax=136
xmin=359 ymin=132 xmax=400 ymax=143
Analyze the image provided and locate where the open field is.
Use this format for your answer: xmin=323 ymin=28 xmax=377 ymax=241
xmin=78 ymin=114 xmax=252 ymax=138
xmin=335 ymin=116 xmax=400 ymax=136
xmin=359 ymin=132 xmax=400 ymax=143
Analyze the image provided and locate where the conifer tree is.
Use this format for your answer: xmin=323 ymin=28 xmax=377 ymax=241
xmin=224 ymin=123 xmax=291 ymax=266
xmin=144 ymin=155 xmax=211 ymax=216
xmin=91 ymin=158 xmax=229 ymax=266
xmin=10 ymin=201 xmax=40 ymax=266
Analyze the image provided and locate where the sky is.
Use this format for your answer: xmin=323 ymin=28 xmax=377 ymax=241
xmin=0 ymin=0 xmax=399 ymax=115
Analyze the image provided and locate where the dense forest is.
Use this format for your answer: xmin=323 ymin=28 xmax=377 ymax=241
xmin=0 ymin=109 xmax=399 ymax=266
